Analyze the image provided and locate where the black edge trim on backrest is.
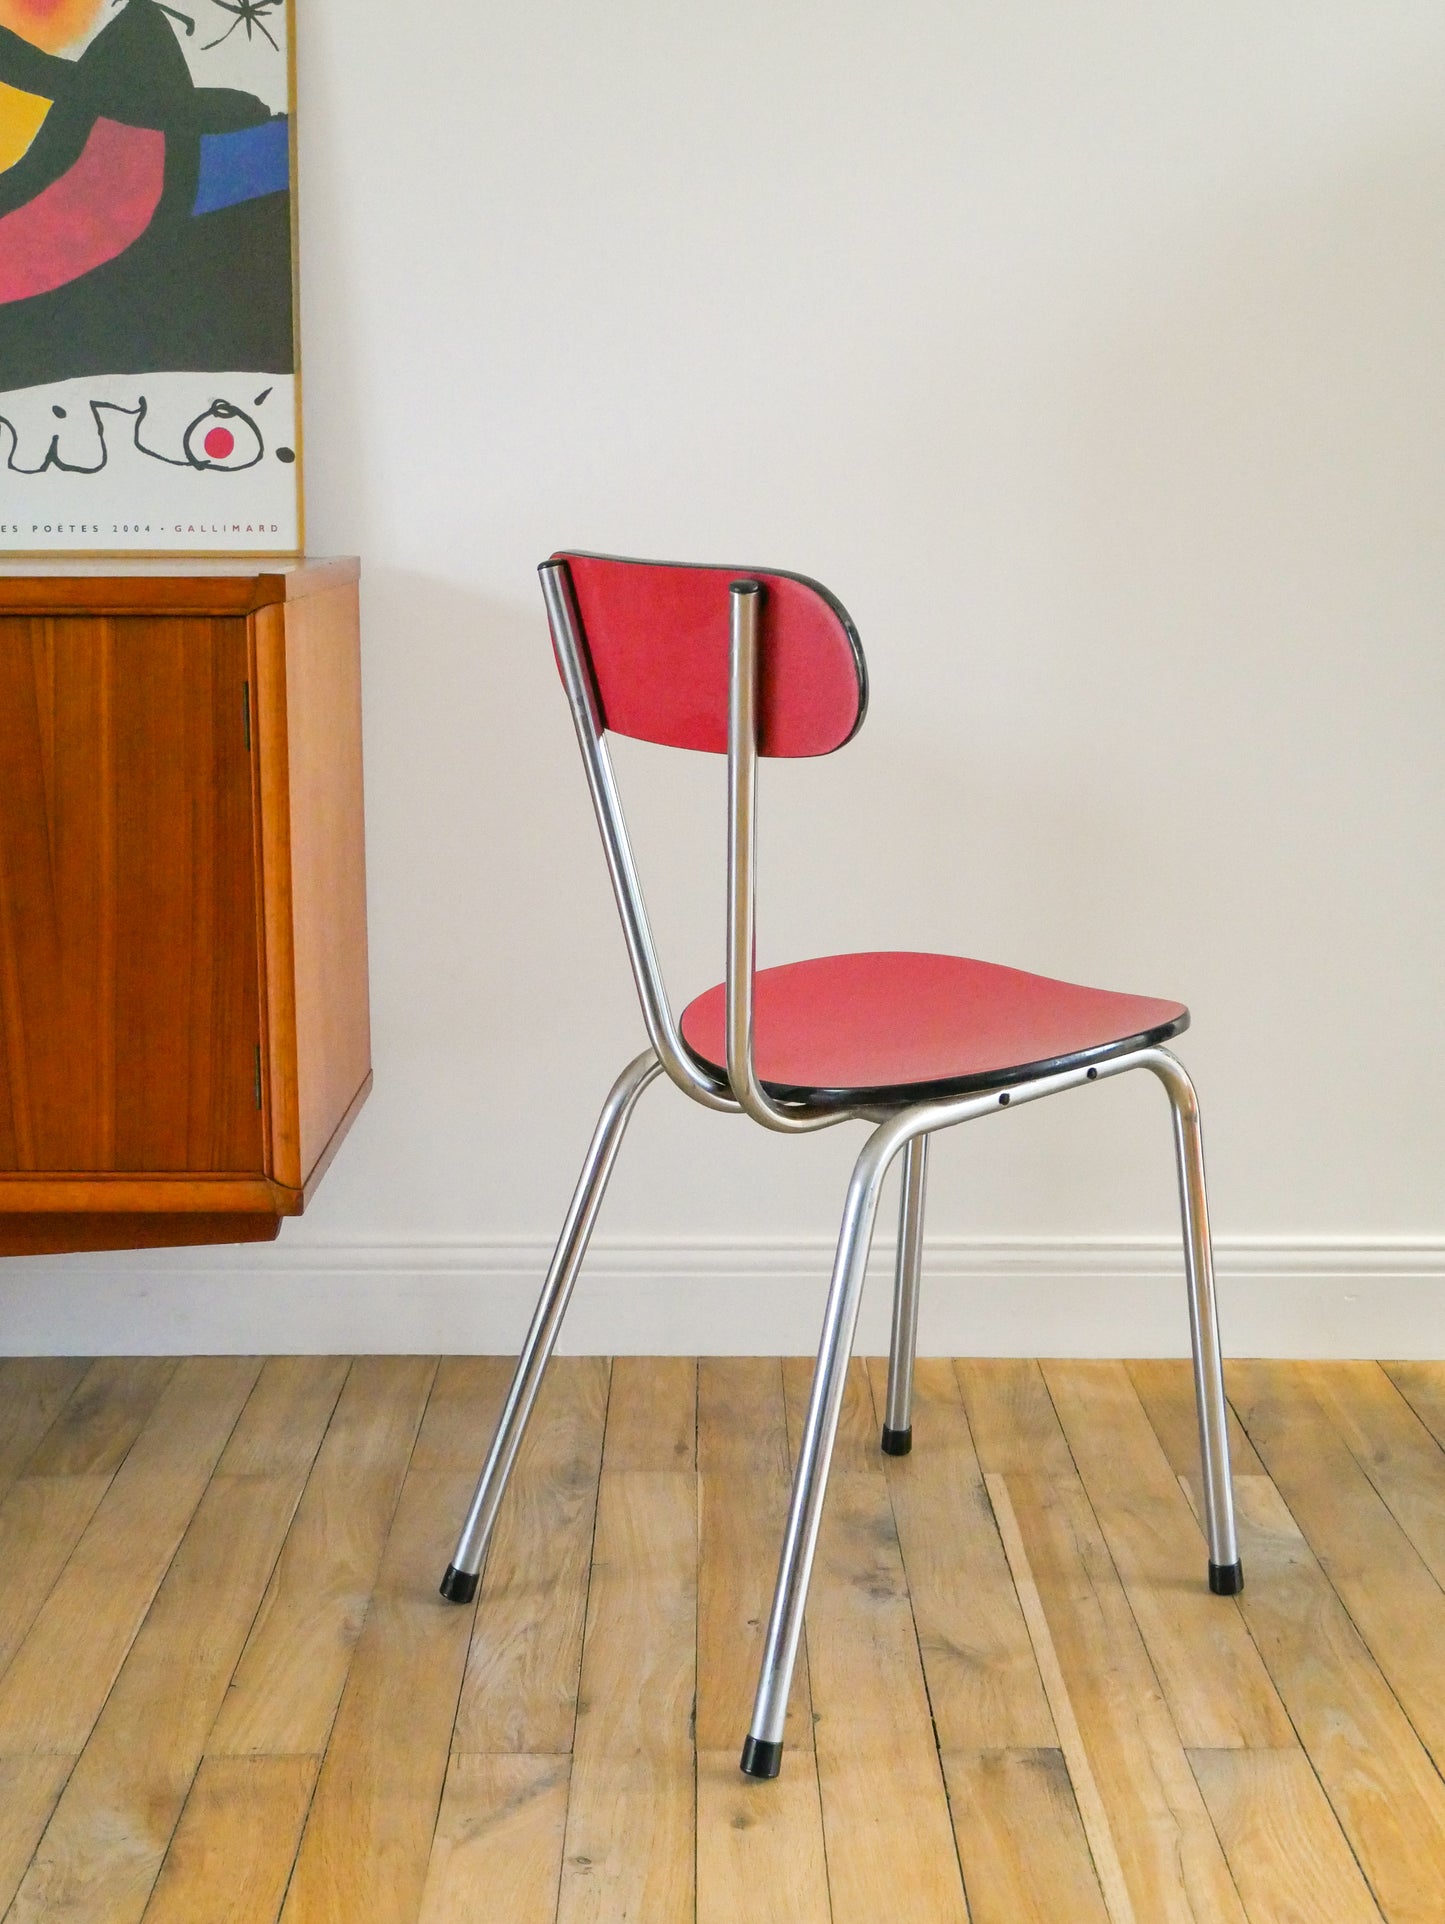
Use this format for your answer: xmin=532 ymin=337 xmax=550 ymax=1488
xmin=552 ymin=549 xmax=870 ymax=752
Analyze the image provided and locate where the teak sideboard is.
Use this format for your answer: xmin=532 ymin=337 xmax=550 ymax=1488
xmin=0 ymin=559 xmax=371 ymax=1255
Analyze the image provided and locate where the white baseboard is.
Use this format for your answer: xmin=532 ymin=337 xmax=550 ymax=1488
xmin=1 ymin=1235 xmax=1442 ymax=1358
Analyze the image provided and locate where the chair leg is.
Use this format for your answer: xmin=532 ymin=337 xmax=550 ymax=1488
xmin=439 ymin=1049 xmax=662 ymax=1603
xmin=882 ymin=1133 xmax=930 ymax=1455
xmin=741 ymin=1119 xmax=908 ymax=1779
xmin=1151 ymin=1052 xmax=1242 ymax=1595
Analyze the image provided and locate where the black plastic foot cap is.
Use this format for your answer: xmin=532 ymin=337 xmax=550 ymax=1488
xmin=439 ymin=1564 xmax=480 ymax=1604
xmin=1209 ymin=1560 xmax=1244 ymax=1596
xmin=881 ymin=1424 xmax=913 ymax=1456
xmin=740 ymin=1735 xmax=783 ymax=1780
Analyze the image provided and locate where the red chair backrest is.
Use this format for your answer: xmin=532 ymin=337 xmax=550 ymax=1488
xmin=554 ymin=551 xmax=867 ymax=757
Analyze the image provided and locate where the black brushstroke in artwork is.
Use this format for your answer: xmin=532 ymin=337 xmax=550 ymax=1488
xmin=181 ymin=397 xmax=262 ymax=467
xmin=0 ymin=26 xmax=76 ymax=101
xmin=0 ymin=0 xmax=293 ymax=392
xmin=113 ymin=0 xmax=198 ymax=34
xmin=0 ymin=393 xmax=266 ymax=473
xmin=0 ymin=197 xmax=294 ymax=389
xmin=203 ymin=0 xmax=283 ymax=55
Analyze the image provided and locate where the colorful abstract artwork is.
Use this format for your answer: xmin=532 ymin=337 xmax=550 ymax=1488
xmin=0 ymin=0 xmax=300 ymax=553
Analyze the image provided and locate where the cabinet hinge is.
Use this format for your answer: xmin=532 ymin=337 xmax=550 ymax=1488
xmin=242 ymin=680 xmax=252 ymax=752
xmin=254 ymin=1044 xmax=263 ymax=1110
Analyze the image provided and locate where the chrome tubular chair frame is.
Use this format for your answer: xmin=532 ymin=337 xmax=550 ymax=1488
xmin=739 ymin=1039 xmax=1238 ymax=1776
xmin=442 ymin=560 xmax=1242 ymax=1785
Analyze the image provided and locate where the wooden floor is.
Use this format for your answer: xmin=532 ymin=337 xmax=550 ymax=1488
xmin=1 ymin=1357 xmax=1444 ymax=1923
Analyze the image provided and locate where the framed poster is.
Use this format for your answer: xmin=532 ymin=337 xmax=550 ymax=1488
xmin=0 ymin=0 xmax=300 ymax=554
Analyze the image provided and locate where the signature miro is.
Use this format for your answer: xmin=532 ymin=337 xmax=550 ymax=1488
xmin=0 ymin=388 xmax=296 ymax=476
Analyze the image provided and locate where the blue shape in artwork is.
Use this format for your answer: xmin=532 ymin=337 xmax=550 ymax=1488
xmin=192 ymin=117 xmax=289 ymax=218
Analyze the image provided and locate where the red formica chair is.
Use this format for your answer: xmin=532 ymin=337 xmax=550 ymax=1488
xmin=442 ymin=552 xmax=1242 ymax=1780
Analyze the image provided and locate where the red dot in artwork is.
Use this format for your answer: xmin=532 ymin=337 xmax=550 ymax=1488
xmin=204 ymin=426 xmax=235 ymax=459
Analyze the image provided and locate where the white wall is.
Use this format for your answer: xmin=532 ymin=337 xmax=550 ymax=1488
xmin=6 ymin=0 xmax=1445 ymax=1354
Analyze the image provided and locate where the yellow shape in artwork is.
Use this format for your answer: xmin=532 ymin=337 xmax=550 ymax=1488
xmin=0 ymin=0 xmax=105 ymax=55
xmin=0 ymin=80 xmax=51 ymax=171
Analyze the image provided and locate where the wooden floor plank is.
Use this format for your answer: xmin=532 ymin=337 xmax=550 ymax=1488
xmin=141 ymin=1756 xmax=318 ymax=1924
xmin=784 ymin=1357 xmax=972 ymax=1924
xmin=208 ymin=1356 xmax=437 ymax=1759
xmin=0 ymin=1474 xmax=112 ymax=1682
xmin=0 ymin=1358 xmax=207 ymax=1686
xmin=0 ymin=1360 xmax=90 ymax=1497
xmin=556 ymin=1469 xmax=696 ymax=1924
xmin=697 ymin=1748 xmax=831 ymax=1924
xmin=416 ymin=1755 xmax=569 ymax=1924
xmin=1126 ymin=1359 xmax=1266 ymax=1479
xmin=985 ymin=1473 xmax=1147 ymax=1924
xmin=1123 ymin=1352 xmax=1445 ymax=1908
xmin=454 ymin=1357 xmax=610 ymax=1754
xmin=865 ymin=1355 xmax=1054 ymax=1751
xmin=0 ymin=1352 xmax=1440 ymax=1924
xmin=1383 ymin=1363 xmax=1445 ymax=1453
xmin=603 ymin=1357 xmax=696 ymax=1472
xmin=0 ymin=1354 xmax=198 ymax=1685
xmin=804 ymin=1465 xmax=970 ymax=1924
xmin=941 ymin=1748 xmax=1111 ymax=1924
xmin=1043 ymin=1360 xmax=1293 ymax=1749
xmin=22 ymin=1358 xmax=179 ymax=1480
xmin=212 ymin=1358 xmax=349 ymax=1479
xmin=1213 ymin=1472 xmax=1445 ymax=1924
xmin=0 ymin=1757 xmax=71 ymax=1916
xmin=1189 ymin=1749 xmax=1384 ymax=1924
xmin=993 ymin=1467 xmax=1247 ymax=1922
xmin=0 ymin=1357 xmax=260 ymax=1759
xmin=782 ymin=1353 xmax=880 ymax=1479
xmin=4 ymin=1358 xmax=342 ymax=1924
xmin=405 ymin=1355 xmax=514 ymax=1475
xmin=783 ymin=1356 xmax=969 ymax=1920
xmin=955 ymin=1355 xmax=1078 ymax=1477
xmin=697 ymin=1357 xmax=814 ymax=1754
xmin=279 ymin=1459 xmax=479 ymax=1924
xmin=1228 ymin=1360 xmax=1445 ymax=1770
xmin=1304 ymin=1362 xmax=1445 ymax=1590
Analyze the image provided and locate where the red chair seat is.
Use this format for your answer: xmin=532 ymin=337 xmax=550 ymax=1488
xmin=680 ymin=951 xmax=1187 ymax=1106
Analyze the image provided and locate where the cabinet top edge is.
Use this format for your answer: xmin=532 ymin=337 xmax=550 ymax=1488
xmin=0 ymin=557 xmax=358 ymax=613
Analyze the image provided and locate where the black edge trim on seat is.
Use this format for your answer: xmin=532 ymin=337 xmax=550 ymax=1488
xmin=680 ymin=1009 xmax=1190 ymax=1113
xmin=548 ymin=548 xmax=869 ymax=752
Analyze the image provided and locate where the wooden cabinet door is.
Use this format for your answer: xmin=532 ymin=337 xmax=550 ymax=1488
xmin=0 ymin=614 xmax=264 ymax=1175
